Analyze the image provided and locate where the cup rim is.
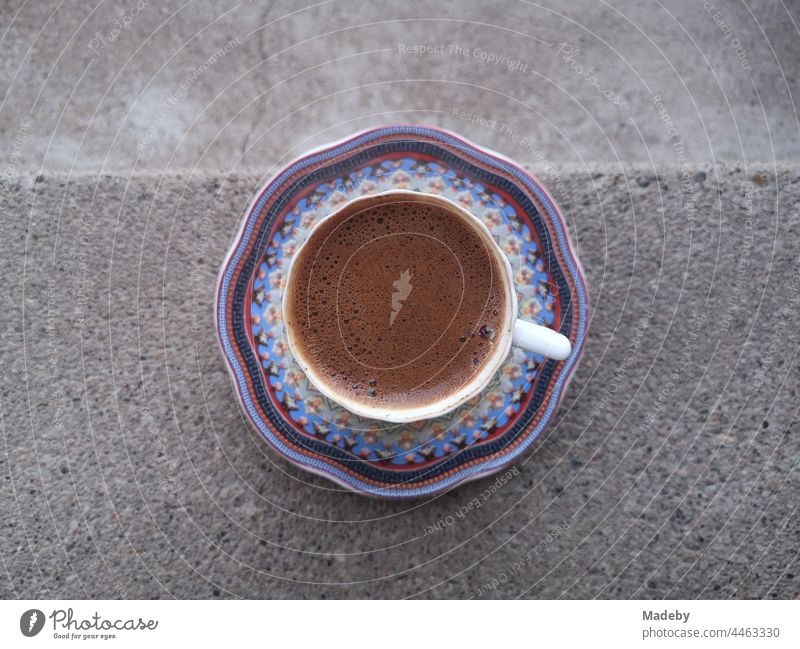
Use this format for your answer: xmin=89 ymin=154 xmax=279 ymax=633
xmin=281 ymin=189 xmax=518 ymax=423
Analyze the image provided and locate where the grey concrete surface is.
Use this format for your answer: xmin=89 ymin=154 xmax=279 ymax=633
xmin=1 ymin=164 xmax=799 ymax=599
xmin=1 ymin=0 xmax=799 ymax=173
xmin=2 ymin=0 xmax=800 ymax=600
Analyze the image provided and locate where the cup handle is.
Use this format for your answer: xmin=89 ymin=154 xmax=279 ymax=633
xmin=511 ymin=319 xmax=572 ymax=360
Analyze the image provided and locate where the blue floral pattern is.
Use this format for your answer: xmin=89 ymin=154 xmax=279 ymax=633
xmin=248 ymin=157 xmax=559 ymax=467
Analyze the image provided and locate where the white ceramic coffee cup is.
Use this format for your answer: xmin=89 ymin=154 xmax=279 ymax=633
xmin=282 ymin=190 xmax=571 ymax=423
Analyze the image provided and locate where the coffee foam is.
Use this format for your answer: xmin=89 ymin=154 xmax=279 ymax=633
xmin=284 ymin=199 xmax=506 ymax=412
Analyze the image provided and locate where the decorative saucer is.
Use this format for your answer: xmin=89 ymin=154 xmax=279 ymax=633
xmin=215 ymin=125 xmax=589 ymax=498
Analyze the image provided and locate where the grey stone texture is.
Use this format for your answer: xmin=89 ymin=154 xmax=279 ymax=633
xmin=1 ymin=165 xmax=798 ymax=599
xmin=1 ymin=0 xmax=799 ymax=599
xmin=1 ymin=0 xmax=798 ymax=171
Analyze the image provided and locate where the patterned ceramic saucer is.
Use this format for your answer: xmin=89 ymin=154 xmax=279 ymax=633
xmin=215 ymin=125 xmax=589 ymax=498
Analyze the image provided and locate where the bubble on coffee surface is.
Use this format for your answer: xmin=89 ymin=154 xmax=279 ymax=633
xmin=284 ymin=198 xmax=507 ymax=411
